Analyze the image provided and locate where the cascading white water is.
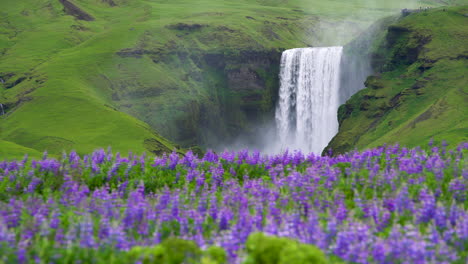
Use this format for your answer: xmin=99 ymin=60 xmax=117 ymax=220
xmin=275 ymin=47 xmax=343 ymax=154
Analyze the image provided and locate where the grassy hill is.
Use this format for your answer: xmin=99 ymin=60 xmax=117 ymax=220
xmin=1 ymin=0 xmax=466 ymax=158
xmin=327 ymin=5 xmax=468 ymax=154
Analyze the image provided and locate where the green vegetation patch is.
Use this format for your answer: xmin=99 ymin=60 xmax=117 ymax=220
xmin=1 ymin=0 xmax=460 ymax=157
xmin=328 ymin=6 xmax=468 ymax=154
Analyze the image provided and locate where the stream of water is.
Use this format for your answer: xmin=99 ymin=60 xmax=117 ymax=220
xmin=275 ymin=47 xmax=343 ymax=154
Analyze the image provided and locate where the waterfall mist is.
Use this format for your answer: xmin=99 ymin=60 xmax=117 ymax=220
xmin=212 ymin=0 xmax=444 ymax=155
xmin=215 ymin=44 xmax=372 ymax=155
xmin=309 ymin=0 xmax=437 ymax=46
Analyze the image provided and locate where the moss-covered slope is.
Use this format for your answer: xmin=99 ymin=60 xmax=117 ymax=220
xmin=1 ymin=0 xmax=464 ymax=158
xmin=327 ymin=6 xmax=468 ymax=154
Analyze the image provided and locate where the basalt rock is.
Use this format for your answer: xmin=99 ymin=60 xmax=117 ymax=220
xmin=59 ymin=0 xmax=94 ymax=21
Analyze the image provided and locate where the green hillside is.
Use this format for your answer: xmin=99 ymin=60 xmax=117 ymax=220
xmin=1 ymin=0 xmax=466 ymax=158
xmin=327 ymin=5 xmax=468 ymax=154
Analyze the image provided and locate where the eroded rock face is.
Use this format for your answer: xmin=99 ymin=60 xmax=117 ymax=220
xmin=227 ymin=67 xmax=264 ymax=91
xmin=111 ymin=48 xmax=282 ymax=147
xmin=59 ymin=0 xmax=94 ymax=21
xmin=167 ymin=23 xmax=207 ymax=31
xmin=325 ymin=7 xmax=467 ymax=155
xmin=224 ymin=51 xmax=279 ymax=93
xmin=181 ymin=49 xmax=283 ymax=146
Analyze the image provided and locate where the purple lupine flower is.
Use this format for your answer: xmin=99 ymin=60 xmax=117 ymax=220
xmin=181 ymin=150 xmax=198 ymax=169
xmin=209 ymin=195 xmax=218 ymax=221
xmin=0 ymin=222 xmax=15 ymax=246
xmin=0 ymin=143 xmax=467 ymax=264
xmin=210 ymin=164 xmax=224 ymax=188
xmin=428 ymin=138 xmax=434 ymax=147
xmin=454 ymin=214 xmax=468 ymax=248
xmin=418 ymin=189 xmax=436 ymax=223
xmin=79 ymin=219 xmax=96 ymax=248
xmin=17 ymin=247 xmax=27 ymax=264
xmin=219 ymin=208 xmax=233 ymax=231
xmin=244 ymin=150 xmax=259 ymax=165
xmin=26 ymin=177 xmax=42 ymax=193
xmin=449 ymin=178 xmax=466 ymax=202
xmin=449 ymin=203 xmax=460 ymax=227
xmin=220 ymin=150 xmax=235 ymax=163
xmin=203 ymin=150 xmax=218 ymax=163
xmin=372 ymin=239 xmax=389 ymax=263
xmin=383 ymin=198 xmax=396 ymax=212
xmin=108 ymin=223 xmax=130 ymax=250
xmin=325 ymin=219 xmax=337 ymax=246
xmin=168 ymin=151 xmax=179 ymax=170
xmin=395 ymin=186 xmax=413 ymax=213
xmin=335 ymin=201 xmax=347 ymax=223
xmin=434 ymin=205 xmax=447 ymax=229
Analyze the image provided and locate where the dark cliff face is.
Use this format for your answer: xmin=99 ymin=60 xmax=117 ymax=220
xmin=222 ymin=50 xmax=282 ymax=117
xmin=325 ymin=7 xmax=468 ymax=155
xmin=201 ymin=49 xmax=282 ymax=147
xmin=112 ymin=47 xmax=283 ymax=148
xmin=59 ymin=0 xmax=94 ymax=21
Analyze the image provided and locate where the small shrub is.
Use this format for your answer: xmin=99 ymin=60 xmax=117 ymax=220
xmin=202 ymin=246 xmax=228 ymax=264
xmin=161 ymin=237 xmax=202 ymax=264
xmin=244 ymin=233 xmax=327 ymax=264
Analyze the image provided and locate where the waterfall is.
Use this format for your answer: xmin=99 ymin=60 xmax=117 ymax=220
xmin=0 ymin=103 xmax=4 ymax=116
xmin=275 ymin=47 xmax=343 ymax=154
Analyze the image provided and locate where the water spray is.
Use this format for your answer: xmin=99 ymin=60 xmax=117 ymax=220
xmin=275 ymin=47 xmax=343 ymax=154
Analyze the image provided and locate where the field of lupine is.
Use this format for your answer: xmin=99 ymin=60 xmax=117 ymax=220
xmin=0 ymin=142 xmax=467 ymax=263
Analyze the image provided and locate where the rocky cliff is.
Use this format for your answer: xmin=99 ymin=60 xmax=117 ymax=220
xmin=112 ymin=46 xmax=283 ymax=147
xmin=1 ymin=0 xmax=457 ymax=157
xmin=326 ymin=6 xmax=468 ymax=154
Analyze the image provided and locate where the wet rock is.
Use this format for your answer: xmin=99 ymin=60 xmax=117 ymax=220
xmin=227 ymin=67 xmax=264 ymax=91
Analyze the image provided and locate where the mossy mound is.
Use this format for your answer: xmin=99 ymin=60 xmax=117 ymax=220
xmin=327 ymin=6 xmax=468 ymax=154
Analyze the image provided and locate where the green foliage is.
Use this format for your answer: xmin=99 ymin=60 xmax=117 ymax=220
xmin=279 ymin=242 xmax=328 ymax=264
xmin=1 ymin=0 xmax=461 ymax=157
xmin=0 ymin=140 xmax=42 ymax=160
xmin=0 ymin=237 xmax=225 ymax=264
xmin=203 ymin=246 xmax=228 ymax=264
xmin=159 ymin=238 xmax=202 ymax=264
xmin=127 ymin=240 xmax=226 ymax=264
xmin=243 ymin=233 xmax=328 ymax=264
xmin=328 ymin=6 xmax=468 ymax=154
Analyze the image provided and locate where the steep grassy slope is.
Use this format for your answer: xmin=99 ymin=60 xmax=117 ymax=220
xmin=1 ymin=0 xmax=464 ymax=158
xmin=0 ymin=0 xmax=178 ymax=157
xmin=0 ymin=140 xmax=42 ymax=160
xmin=327 ymin=6 xmax=468 ymax=154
